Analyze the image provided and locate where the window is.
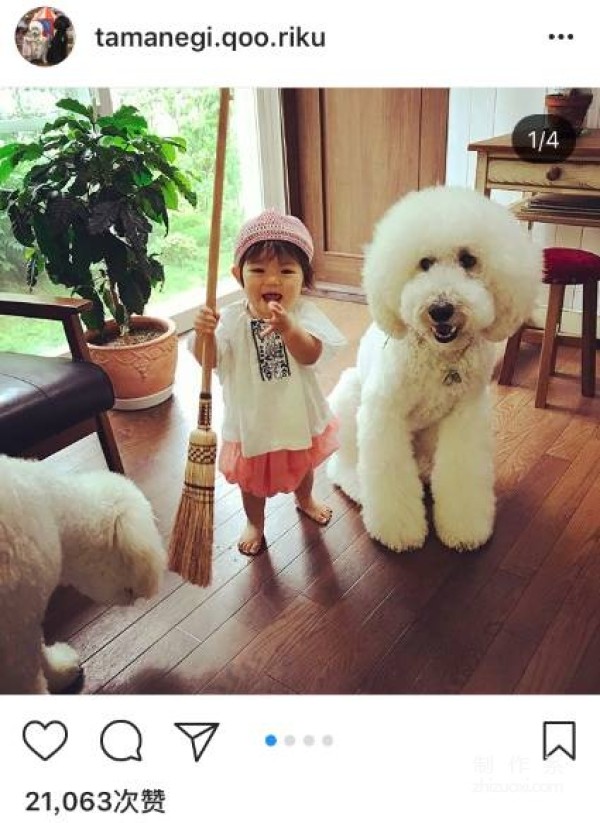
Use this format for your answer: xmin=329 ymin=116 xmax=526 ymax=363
xmin=0 ymin=88 xmax=93 ymax=353
xmin=0 ymin=87 xmax=263 ymax=353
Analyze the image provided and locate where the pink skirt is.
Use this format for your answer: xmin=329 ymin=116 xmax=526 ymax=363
xmin=219 ymin=418 xmax=340 ymax=497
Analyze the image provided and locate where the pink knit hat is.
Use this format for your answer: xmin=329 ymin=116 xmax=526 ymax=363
xmin=234 ymin=209 xmax=314 ymax=265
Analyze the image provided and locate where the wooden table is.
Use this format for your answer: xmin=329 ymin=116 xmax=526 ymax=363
xmin=469 ymin=129 xmax=600 ymax=227
xmin=468 ymin=130 xmax=600 ymax=391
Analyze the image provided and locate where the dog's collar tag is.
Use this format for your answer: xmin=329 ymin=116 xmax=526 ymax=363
xmin=443 ymin=369 xmax=462 ymax=386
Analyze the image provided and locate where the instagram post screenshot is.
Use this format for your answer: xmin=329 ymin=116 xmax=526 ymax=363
xmin=0 ymin=1 xmax=598 ymax=819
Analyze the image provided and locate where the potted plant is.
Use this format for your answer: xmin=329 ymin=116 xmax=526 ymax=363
xmin=0 ymin=97 xmax=197 ymax=409
xmin=545 ymin=88 xmax=593 ymax=134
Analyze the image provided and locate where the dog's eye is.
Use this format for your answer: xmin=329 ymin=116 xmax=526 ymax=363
xmin=459 ymin=250 xmax=477 ymax=270
xmin=419 ymin=257 xmax=435 ymax=271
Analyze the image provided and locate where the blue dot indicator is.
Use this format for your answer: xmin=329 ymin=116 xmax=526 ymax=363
xmin=265 ymin=734 xmax=277 ymax=747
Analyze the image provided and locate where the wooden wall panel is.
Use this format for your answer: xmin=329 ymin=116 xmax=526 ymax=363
xmin=284 ymin=88 xmax=449 ymax=290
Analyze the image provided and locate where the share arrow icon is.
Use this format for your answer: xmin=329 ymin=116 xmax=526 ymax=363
xmin=174 ymin=723 xmax=219 ymax=762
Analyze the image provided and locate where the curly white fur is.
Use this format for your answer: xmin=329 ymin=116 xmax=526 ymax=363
xmin=0 ymin=457 xmax=166 ymax=694
xmin=328 ymin=186 xmax=541 ymax=552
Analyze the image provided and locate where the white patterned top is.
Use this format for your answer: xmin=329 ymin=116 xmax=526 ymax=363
xmin=194 ymin=298 xmax=346 ymax=458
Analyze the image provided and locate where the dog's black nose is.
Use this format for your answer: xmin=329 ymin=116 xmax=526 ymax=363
xmin=428 ymin=301 xmax=454 ymax=323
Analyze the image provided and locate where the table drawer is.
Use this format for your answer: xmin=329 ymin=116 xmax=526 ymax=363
xmin=487 ymin=158 xmax=600 ymax=193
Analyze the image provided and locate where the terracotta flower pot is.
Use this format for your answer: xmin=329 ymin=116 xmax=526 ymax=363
xmin=86 ymin=316 xmax=178 ymax=410
xmin=545 ymin=92 xmax=593 ymax=134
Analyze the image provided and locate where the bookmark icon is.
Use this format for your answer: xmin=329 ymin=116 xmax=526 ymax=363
xmin=174 ymin=722 xmax=219 ymax=762
xmin=543 ymin=721 xmax=576 ymax=761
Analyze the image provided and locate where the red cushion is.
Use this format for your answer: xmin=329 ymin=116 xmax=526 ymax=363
xmin=543 ymin=247 xmax=600 ymax=285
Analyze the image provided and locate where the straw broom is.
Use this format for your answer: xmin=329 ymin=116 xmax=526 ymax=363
xmin=168 ymin=88 xmax=230 ymax=586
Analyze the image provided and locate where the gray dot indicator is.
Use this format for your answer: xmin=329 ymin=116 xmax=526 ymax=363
xmin=322 ymin=735 xmax=334 ymax=746
xmin=303 ymin=735 xmax=315 ymax=746
xmin=284 ymin=735 xmax=295 ymax=746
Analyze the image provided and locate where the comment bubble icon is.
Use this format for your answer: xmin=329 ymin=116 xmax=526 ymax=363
xmin=100 ymin=720 xmax=143 ymax=762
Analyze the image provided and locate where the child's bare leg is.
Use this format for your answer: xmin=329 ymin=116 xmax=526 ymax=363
xmin=295 ymin=469 xmax=332 ymax=525
xmin=239 ymin=490 xmax=266 ymax=555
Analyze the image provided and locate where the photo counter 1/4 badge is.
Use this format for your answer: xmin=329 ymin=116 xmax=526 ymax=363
xmin=511 ymin=114 xmax=577 ymax=164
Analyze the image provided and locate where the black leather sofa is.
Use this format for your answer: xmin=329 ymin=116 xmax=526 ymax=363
xmin=0 ymin=293 xmax=123 ymax=471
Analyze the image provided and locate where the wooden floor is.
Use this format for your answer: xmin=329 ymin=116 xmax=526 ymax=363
xmin=44 ymin=296 xmax=600 ymax=694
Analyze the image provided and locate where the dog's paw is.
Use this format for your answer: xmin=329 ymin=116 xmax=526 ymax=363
xmin=363 ymin=506 xmax=428 ymax=552
xmin=375 ymin=532 xmax=426 ymax=553
xmin=434 ymin=490 xmax=495 ymax=551
xmin=434 ymin=512 xmax=493 ymax=552
xmin=43 ymin=643 xmax=82 ymax=693
xmin=327 ymin=456 xmax=361 ymax=504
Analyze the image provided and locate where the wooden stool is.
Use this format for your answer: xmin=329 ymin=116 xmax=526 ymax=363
xmin=499 ymin=247 xmax=599 ymax=408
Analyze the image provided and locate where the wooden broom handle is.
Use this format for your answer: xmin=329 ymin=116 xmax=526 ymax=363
xmin=202 ymin=88 xmax=230 ymax=395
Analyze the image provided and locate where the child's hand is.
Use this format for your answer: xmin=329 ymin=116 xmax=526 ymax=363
xmin=194 ymin=305 xmax=220 ymax=337
xmin=261 ymin=302 xmax=294 ymax=336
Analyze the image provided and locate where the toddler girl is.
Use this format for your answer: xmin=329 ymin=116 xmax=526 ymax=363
xmin=191 ymin=209 xmax=346 ymax=555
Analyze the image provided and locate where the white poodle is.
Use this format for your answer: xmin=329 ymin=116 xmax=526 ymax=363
xmin=0 ymin=457 xmax=166 ymax=694
xmin=328 ymin=186 xmax=541 ymax=552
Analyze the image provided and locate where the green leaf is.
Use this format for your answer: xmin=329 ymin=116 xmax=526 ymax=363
xmin=147 ymin=256 xmax=165 ymax=288
xmin=162 ymin=136 xmax=187 ymax=152
xmin=101 ymin=282 xmax=116 ymax=314
xmin=173 ymin=170 xmax=197 ymax=207
xmin=142 ymin=151 xmax=179 ymax=181
xmin=98 ymin=124 xmax=128 ymax=140
xmin=0 ymin=158 xmax=15 ymax=184
xmin=98 ymin=109 xmax=148 ymax=135
xmin=26 ymin=253 xmax=41 ymax=288
xmin=46 ymin=194 xmax=87 ymax=232
xmin=89 ymin=200 xmax=121 ymax=234
xmin=119 ymin=204 xmax=151 ymax=253
xmin=8 ymin=204 xmax=35 ymax=246
xmin=131 ymin=165 xmax=154 ymax=188
xmin=66 ymin=174 xmax=90 ymax=197
xmin=56 ymin=99 xmax=94 ymax=120
xmin=97 ymin=135 xmax=129 ymax=151
xmin=119 ymin=272 xmax=148 ymax=315
xmin=83 ymin=230 xmax=107 ymax=264
xmin=78 ymin=289 xmax=105 ymax=332
xmin=160 ymin=178 xmax=179 ymax=210
xmin=26 ymin=162 xmax=54 ymax=184
xmin=139 ymin=185 xmax=169 ymax=231
xmin=111 ymin=168 xmax=135 ymax=195
xmin=0 ymin=143 xmax=23 ymax=161
xmin=102 ymin=233 xmax=129 ymax=286
xmin=42 ymin=116 xmax=74 ymax=133
xmin=11 ymin=144 xmax=44 ymax=165
xmin=32 ymin=212 xmax=70 ymax=278
xmin=44 ymin=161 xmax=71 ymax=189
xmin=113 ymin=105 xmax=143 ymax=120
xmin=159 ymin=142 xmax=177 ymax=163
xmin=41 ymin=136 xmax=69 ymax=150
xmin=70 ymin=224 xmax=94 ymax=285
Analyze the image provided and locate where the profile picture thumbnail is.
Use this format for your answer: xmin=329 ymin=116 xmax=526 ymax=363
xmin=15 ymin=7 xmax=75 ymax=67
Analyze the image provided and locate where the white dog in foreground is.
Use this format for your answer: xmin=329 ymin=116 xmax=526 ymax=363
xmin=328 ymin=187 xmax=541 ymax=552
xmin=0 ymin=457 xmax=165 ymax=694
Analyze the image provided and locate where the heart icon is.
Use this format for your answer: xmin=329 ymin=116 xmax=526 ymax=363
xmin=22 ymin=721 xmax=68 ymax=761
